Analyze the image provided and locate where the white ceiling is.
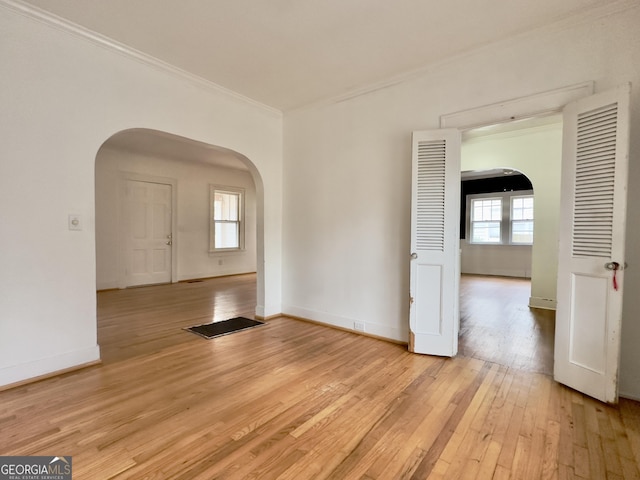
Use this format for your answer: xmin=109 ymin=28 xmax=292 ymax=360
xmin=21 ymin=0 xmax=615 ymax=111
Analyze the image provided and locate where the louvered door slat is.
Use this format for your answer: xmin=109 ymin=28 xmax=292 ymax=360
xmin=415 ymin=140 xmax=446 ymax=251
xmin=571 ymin=103 xmax=618 ymax=258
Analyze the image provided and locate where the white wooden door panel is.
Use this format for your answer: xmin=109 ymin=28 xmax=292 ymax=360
xmin=414 ymin=264 xmax=443 ymax=335
xmin=409 ymin=130 xmax=460 ymax=357
xmin=554 ymin=84 xmax=630 ymax=403
xmin=125 ymin=180 xmax=172 ymax=287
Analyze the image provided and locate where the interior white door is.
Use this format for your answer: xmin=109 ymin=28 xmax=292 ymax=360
xmin=409 ymin=130 xmax=461 ymax=356
xmin=125 ymin=180 xmax=173 ymax=287
xmin=554 ymin=84 xmax=630 ymax=403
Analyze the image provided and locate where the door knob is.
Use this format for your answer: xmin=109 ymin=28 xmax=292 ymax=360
xmin=166 ymin=240 xmax=172 ymax=246
xmin=410 ymin=253 xmax=418 ymax=260
xmin=605 ymin=262 xmax=627 ymax=270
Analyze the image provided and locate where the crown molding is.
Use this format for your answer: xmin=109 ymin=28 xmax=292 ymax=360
xmin=0 ymin=0 xmax=282 ymax=117
xmin=289 ymin=0 xmax=638 ymax=113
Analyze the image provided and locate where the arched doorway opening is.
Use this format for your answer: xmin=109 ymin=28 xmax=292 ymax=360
xmin=94 ymin=128 xmax=266 ymax=361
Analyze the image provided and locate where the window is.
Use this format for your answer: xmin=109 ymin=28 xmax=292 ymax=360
xmin=471 ymin=198 xmax=502 ymax=243
xmin=210 ymin=186 xmax=244 ymax=251
xmin=467 ymin=191 xmax=534 ymax=245
xmin=511 ymin=195 xmax=534 ymax=244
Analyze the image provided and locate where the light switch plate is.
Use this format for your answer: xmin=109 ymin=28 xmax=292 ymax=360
xmin=68 ymin=214 xmax=82 ymax=231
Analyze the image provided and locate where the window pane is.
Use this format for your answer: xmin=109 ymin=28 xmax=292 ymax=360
xmin=512 ymin=220 xmax=534 ymax=244
xmin=512 ymin=195 xmax=534 ymax=222
xmin=472 ymin=198 xmax=502 ymax=221
xmin=474 ymin=204 xmax=483 ymax=220
xmin=214 ymin=192 xmax=239 ymax=221
xmin=215 ymin=222 xmax=239 ymax=249
xmin=472 ymin=221 xmax=501 ymax=243
xmin=491 ymin=203 xmax=501 ymax=220
xmin=512 ymin=200 xmax=523 ymax=220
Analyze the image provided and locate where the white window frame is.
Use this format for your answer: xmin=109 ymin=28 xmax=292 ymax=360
xmin=466 ymin=190 xmax=534 ymax=245
xmin=510 ymin=194 xmax=534 ymax=245
xmin=470 ymin=197 xmax=502 ymax=244
xmin=209 ymin=185 xmax=245 ymax=252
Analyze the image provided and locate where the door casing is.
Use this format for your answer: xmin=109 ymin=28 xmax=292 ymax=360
xmin=118 ymin=172 xmax=178 ymax=288
xmin=411 ymin=81 xmax=630 ymax=402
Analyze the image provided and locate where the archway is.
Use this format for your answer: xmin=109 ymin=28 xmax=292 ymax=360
xmin=94 ymin=128 xmax=266 ymax=357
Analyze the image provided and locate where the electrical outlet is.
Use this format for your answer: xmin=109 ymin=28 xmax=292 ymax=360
xmin=354 ymin=322 xmax=365 ymax=332
xmin=218 ymin=259 xmax=223 ymax=266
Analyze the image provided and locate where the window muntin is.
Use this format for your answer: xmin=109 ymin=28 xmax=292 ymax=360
xmin=471 ymin=198 xmax=502 ymax=243
xmin=467 ymin=191 xmax=534 ymax=245
xmin=511 ymin=195 xmax=534 ymax=244
xmin=210 ymin=186 xmax=244 ymax=251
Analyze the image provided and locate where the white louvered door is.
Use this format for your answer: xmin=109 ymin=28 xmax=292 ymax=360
xmin=555 ymin=84 xmax=630 ymax=403
xmin=409 ymin=130 xmax=461 ymax=356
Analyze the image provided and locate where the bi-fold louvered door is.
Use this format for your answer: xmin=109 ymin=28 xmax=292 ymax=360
xmin=409 ymin=130 xmax=460 ymax=356
xmin=554 ymin=84 xmax=630 ymax=403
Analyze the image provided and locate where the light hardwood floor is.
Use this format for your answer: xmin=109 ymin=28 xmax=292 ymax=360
xmin=459 ymin=275 xmax=555 ymax=376
xmin=0 ymin=274 xmax=638 ymax=479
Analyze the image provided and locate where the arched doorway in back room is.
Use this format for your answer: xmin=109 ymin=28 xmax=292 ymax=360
xmin=458 ymin=115 xmax=563 ymax=375
xmin=94 ymin=128 xmax=263 ymax=362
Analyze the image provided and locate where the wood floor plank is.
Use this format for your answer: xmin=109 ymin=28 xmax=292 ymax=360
xmin=0 ymin=274 xmax=638 ymax=479
xmin=541 ymin=420 xmax=561 ymax=480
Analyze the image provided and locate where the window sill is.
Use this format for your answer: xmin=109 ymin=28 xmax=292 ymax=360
xmin=466 ymin=242 xmax=532 ymax=247
xmin=208 ymin=249 xmax=245 ymax=256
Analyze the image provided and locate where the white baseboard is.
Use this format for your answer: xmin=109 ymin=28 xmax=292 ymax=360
xmin=619 ymin=390 xmax=640 ymax=402
xmin=283 ymin=305 xmax=353 ymax=330
xmin=0 ymin=345 xmax=101 ymax=388
xmin=177 ymin=269 xmax=256 ymax=282
xmin=529 ymin=296 xmax=557 ymax=310
xmin=282 ymin=305 xmax=407 ymax=343
xmin=364 ymin=322 xmax=408 ymax=343
xmin=96 ymin=280 xmax=118 ymax=291
xmin=461 ymin=268 xmax=531 ymax=278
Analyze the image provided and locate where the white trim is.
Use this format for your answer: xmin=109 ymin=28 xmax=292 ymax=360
xmin=441 ymin=83 xmax=593 ymax=130
xmin=468 ymin=195 xmax=503 ymax=245
xmin=466 ymin=190 xmax=534 ymax=246
xmin=529 ymin=296 xmax=557 ymax=310
xmin=97 ymin=280 xmax=118 ymax=291
xmin=282 ymin=305 xmax=407 ymax=343
xmin=619 ymin=390 xmax=640 ymax=402
xmin=118 ymin=172 xmax=178 ymax=288
xmin=364 ymin=321 xmax=408 ymax=344
xmin=289 ymin=0 xmax=636 ymax=112
xmin=0 ymin=345 xmax=100 ymax=388
xmin=3 ymin=0 xmax=632 ymax=114
xmin=0 ymin=0 xmax=282 ymax=117
xmin=209 ymin=185 xmax=246 ymax=253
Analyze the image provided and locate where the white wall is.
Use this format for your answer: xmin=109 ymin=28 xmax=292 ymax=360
xmin=461 ymin=125 xmax=563 ymax=308
xmin=0 ymin=4 xmax=282 ymax=387
xmin=461 ymin=243 xmax=532 ymax=278
xmin=283 ymin=5 xmax=640 ymax=398
xmin=3 ymin=1 xmax=640 ymax=401
xmin=95 ymin=147 xmax=257 ymax=290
